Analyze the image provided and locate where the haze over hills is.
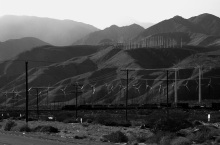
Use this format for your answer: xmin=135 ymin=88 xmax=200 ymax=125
xmin=134 ymin=13 xmax=220 ymax=47
xmin=1 ymin=13 xmax=220 ymax=106
xmin=137 ymin=15 xmax=206 ymax=37
xmin=137 ymin=13 xmax=220 ymax=37
xmin=0 ymin=45 xmax=196 ymax=105
xmin=0 ymin=45 xmax=101 ymax=76
xmin=0 ymin=37 xmax=48 ymax=61
xmin=74 ymin=24 xmax=144 ymax=45
xmin=0 ymin=15 xmax=99 ymax=46
xmin=189 ymin=13 xmax=220 ymax=36
xmin=1 ymin=45 xmax=220 ymax=106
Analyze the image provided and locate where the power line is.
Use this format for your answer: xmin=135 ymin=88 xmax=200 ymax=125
xmin=0 ymin=59 xmax=58 ymax=64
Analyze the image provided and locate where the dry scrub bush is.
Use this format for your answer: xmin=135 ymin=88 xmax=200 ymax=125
xmin=127 ymin=131 xmax=151 ymax=144
xmin=102 ymin=131 xmax=128 ymax=143
xmin=33 ymin=125 xmax=59 ymax=133
xmin=187 ymin=125 xmax=220 ymax=143
xmin=19 ymin=124 xmax=31 ymax=132
xmin=171 ymin=137 xmax=191 ymax=145
xmin=159 ymin=133 xmax=176 ymax=145
xmin=3 ymin=120 xmax=17 ymax=131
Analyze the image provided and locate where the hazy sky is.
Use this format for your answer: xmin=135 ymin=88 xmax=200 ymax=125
xmin=0 ymin=0 xmax=220 ymax=29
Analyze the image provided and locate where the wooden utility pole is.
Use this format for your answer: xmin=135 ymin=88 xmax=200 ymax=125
xmin=31 ymin=87 xmax=46 ymax=120
xmin=166 ymin=70 xmax=169 ymax=106
xmin=198 ymin=66 xmax=202 ymax=104
xmin=25 ymin=61 xmax=29 ymax=124
xmin=4 ymin=92 xmax=7 ymax=109
xmin=121 ymin=69 xmax=134 ymax=121
xmin=174 ymin=69 xmax=178 ymax=104
xmin=72 ymin=83 xmax=83 ymax=119
xmin=166 ymin=70 xmax=170 ymax=119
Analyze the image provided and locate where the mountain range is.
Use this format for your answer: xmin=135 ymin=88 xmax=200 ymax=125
xmin=0 ymin=37 xmax=48 ymax=61
xmin=135 ymin=13 xmax=220 ymax=47
xmin=74 ymin=24 xmax=145 ymax=45
xmin=0 ymin=15 xmax=99 ymax=46
xmin=0 ymin=13 xmax=220 ymax=107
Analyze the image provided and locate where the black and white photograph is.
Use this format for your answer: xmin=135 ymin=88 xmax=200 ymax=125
xmin=0 ymin=0 xmax=220 ymax=144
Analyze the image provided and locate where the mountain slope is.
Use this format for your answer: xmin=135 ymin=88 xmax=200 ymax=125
xmin=0 ymin=45 xmax=199 ymax=106
xmin=74 ymin=24 xmax=144 ymax=45
xmin=0 ymin=37 xmax=48 ymax=61
xmin=0 ymin=15 xmax=99 ymax=46
xmin=0 ymin=45 xmax=101 ymax=76
xmin=189 ymin=13 xmax=220 ymax=36
xmin=136 ymin=15 xmax=206 ymax=39
xmin=134 ymin=14 xmax=220 ymax=47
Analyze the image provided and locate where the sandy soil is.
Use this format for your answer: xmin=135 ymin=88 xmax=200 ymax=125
xmin=0 ymin=120 xmax=152 ymax=145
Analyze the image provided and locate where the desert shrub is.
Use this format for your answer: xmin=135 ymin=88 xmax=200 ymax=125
xmin=145 ymin=110 xmax=166 ymax=124
xmin=93 ymin=113 xmax=131 ymax=127
xmin=145 ymin=131 xmax=167 ymax=144
xmin=74 ymin=134 xmax=87 ymax=139
xmin=19 ymin=124 xmax=31 ymax=132
xmin=33 ymin=125 xmax=59 ymax=133
xmin=145 ymin=110 xmax=191 ymax=130
xmin=101 ymin=119 xmax=131 ymax=127
xmin=86 ymin=119 xmax=93 ymax=123
xmin=171 ymin=137 xmax=191 ymax=145
xmin=63 ymin=118 xmax=77 ymax=123
xmin=128 ymin=132 xmax=151 ymax=144
xmin=187 ymin=125 xmax=220 ymax=143
xmin=137 ymin=109 xmax=153 ymax=115
xmin=81 ymin=122 xmax=89 ymax=127
xmin=102 ymin=131 xmax=128 ymax=143
xmin=54 ymin=111 xmax=73 ymax=122
xmin=3 ymin=120 xmax=17 ymax=131
xmin=114 ymin=120 xmax=131 ymax=127
xmin=94 ymin=113 xmax=113 ymax=125
xmin=159 ymin=133 xmax=176 ymax=145
xmin=215 ymin=136 xmax=220 ymax=143
xmin=150 ymin=117 xmax=192 ymax=133
xmin=131 ymin=120 xmax=143 ymax=127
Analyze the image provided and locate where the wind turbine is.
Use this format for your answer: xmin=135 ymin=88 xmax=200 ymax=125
xmin=60 ymin=85 xmax=68 ymax=106
xmin=182 ymin=80 xmax=190 ymax=91
xmin=206 ymin=78 xmax=213 ymax=99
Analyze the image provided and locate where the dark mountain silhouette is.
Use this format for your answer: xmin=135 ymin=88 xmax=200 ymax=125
xmin=0 ymin=45 xmax=101 ymax=76
xmin=189 ymin=13 xmax=220 ymax=36
xmin=1 ymin=45 xmax=215 ymax=106
xmin=74 ymin=24 xmax=144 ymax=45
xmin=0 ymin=15 xmax=99 ymax=46
xmin=0 ymin=37 xmax=48 ymax=61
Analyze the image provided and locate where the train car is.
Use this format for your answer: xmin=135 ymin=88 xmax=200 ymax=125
xmin=211 ymin=103 xmax=220 ymax=110
xmin=61 ymin=105 xmax=76 ymax=110
xmin=176 ymin=103 xmax=189 ymax=109
xmin=78 ymin=105 xmax=93 ymax=110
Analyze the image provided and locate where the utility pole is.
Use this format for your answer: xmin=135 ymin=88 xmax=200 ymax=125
xmin=121 ymin=69 xmax=134 ymax=121
xmin=12 ymin=90 xmax=15 ymax=108
xmin=174 ymin=69 xmax=178 ymax=105
xmin=72 ymin=83 xmax=83 ymax=119
xmin=2 ymin=92 xmax=7 ymax=109
xmin=166 ymin=70 xmax=170 ymax=120
xmin=25 ymin=61 xmax=29 ymax=124
xmin=198 ymin=66 xmax=202 ymax=104
xmin=31 ymin=87 xmax=44 ymax=120
xmin=166 ymin=70 xmax=169 ymax=106
xmin=46 ymin=87 xmax=55 ymax=109
xmin=4 ymin=91 xmax=18 ymax=109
